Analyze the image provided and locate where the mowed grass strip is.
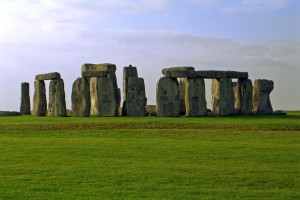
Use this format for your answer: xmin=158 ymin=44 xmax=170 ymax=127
xmin=0 ymin=113 xmax=299 ymax=199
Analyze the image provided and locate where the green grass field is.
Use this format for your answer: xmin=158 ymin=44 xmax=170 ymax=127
xmin=0 ymin=112 xmax=299 ymax=199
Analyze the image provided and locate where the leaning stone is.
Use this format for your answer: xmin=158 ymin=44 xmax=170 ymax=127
xmin=196 ymin=70 xmax=248 ymax=79
xmin=126 ymin=77 xmax=147 ymax=116
xmin=49 ymin=79 xmax=67 ymax=117
xmin=211 ymin=78 xmax=235 ymax=116
xmin=71 ymin=77 xmax=90 ymax=117
xmin=97 ymin=77 xmax=119 ymax=117
xmin=0 ymin=111 xmax=21 ymax=116
xmin=179 ymin=78 xmax=187 ymax=115
xmin=253 ymin=79 xmax=274 ymax=115
xmin=162 ymin=66 xmax=195 ymax=78
xmin=81 ymin=63 xmax=116 ymax=77
xmin=185 ymin=78 xmax=207 ymax=116
xmin=233 ymin=79 xmax=253 ymax=115
xmin=35 ymin=72 xmax=61 ymax=80
xmin=20 ymin=82 xmax=31 ymax=115
xmin=32 ymin=80 xmax=47 ymax=116
xmin=123 ymin=65 xmax=138 ymax=101
xmin=156 ymin=77 xmax=180 ymax=117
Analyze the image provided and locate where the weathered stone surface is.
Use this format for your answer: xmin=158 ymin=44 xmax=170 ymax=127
xmin=35 ymin=72 xmax=61 ymax=80
xmin=32 ymin=80 xmax=47 ymax=116
xmin=97 ymin=77 xmax=119 ymax=117
xmin=0 ymin=111 xmax=21 ymax=116
xmin=90 ymin=77 xmax=100 ymax=115
xmin=123 ymin=65 xmax=138 ymax=100
xmin=20 ymin=82 xmax=31 ymax=115
xmin=156 ymin=77 xmax=180 ymax=117
xmin=253 ymin=79 xmax=274 ymax=115
xmin=146 ymin=105 xmax=157 ymax=116
xmin=48 ymin=79 xmax=67 ymax=116
xmin=233 ymin=79 xmax=253 ymax=115
xmin=81 ymin=63 xmax=116 ymax=77
xmin=179 ymin=78 xmax=187 ymax=115
xmin=126 ymin=77 xmax=147 ymax=116
xmin=211 ymin=78 xmax=235 ymax=116
xmin=196 ymin=71 xmax=248 ymax=79
xmin=71 ymin=77 xmax=90 ymax=117
xmin=185 ymin=78 xmax=207 ymax=116
xmin=162 ymin=67 xmax=195 ymax=78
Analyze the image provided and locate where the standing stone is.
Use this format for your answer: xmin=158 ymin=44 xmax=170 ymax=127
xmin=233 ymin=79 xmax=253 ymax=115
xmin=253 ymin=79 xmax=274 ymax=115
xmin=156 ymin=77 xmax=180 ymax=117
xmin=49 ymin=79 xmax=67 ymax=117
xmin=20 ymin=82 xmax=31 ymax=115
xmin=97 ymin=77 xmax=118 ymax=117
xmin=90 ymin=77 xmax=100 ymax=115
xmin=126 ymin=77 xmax=147 ymax=116
xmin=123 ymin=65 xmax=138 ymax=101
xmin=179 ymin=78 xmax=187 ymax=116
xmin=185 ymin=78 xmax=207 ymax=116
xmin=32 ymin=80 xmax=47 ymax=116
xmin=71 ymin=77 xmax=90 ymax=117
xmin=211 ymin=78 xmax=235 ymax=116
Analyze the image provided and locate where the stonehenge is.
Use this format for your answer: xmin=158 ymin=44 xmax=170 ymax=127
xmin=32 ymin=72 xmax=67 ymax=117
xmin=122 ymin=65 xmax=147 ymax=116
xmin=22 ymin=63 xmax=277 ymax=117
xmin=211 ymin=78 xmax=235 ymax=116
xmin=156 ymin=77 xmax=180 ymax=117
xmin=253 ymin=79 xmax=274 ymax=115
xmin=20 ymin=82 xmax=31 ymax=115
xmin=48 ymin=79 xmax=67 ymax=116
xmin=72 ymin=77 xmax=91 ymax=117
xmin=32 ymin=80 xmax=47 ymax=116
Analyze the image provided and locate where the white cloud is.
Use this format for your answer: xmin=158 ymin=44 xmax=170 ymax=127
xmin=0 ymin=28 xmax=299 ymax=110
xmin=222 ymin=0 xmax=291 ymax=13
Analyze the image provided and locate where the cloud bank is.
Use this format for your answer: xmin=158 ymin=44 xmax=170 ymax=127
xmin=0 ymin=0 xmax=299 ymax=111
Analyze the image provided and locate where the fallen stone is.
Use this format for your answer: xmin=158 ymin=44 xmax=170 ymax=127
xmin=35 ymin=72 xmax=61 ymax=80
xmin=253 ymin=79 xmax=274 ymax=115
xmin=32 ymin=80 xmax=47 ymax=116
xmin=126 ymin=77 xmax=147 ymax=116
xmin=123 ymin=65 xmax=138 ymax=101
xmin=81 ymin=63 xmax=116 ymax=77
xmin=48 ymin=79 xmax=67 ymax=116
xmin=0 ymin=111 xmax=21 ymax=116
xmin=185 ymin=78 xmax=207 ymax=116
xmin=211 ymin=78 xmax=235 ymax=116
xmin=20 ymin=82 xmax=31 ymax=115
xmin=162 ymin=66 xmax=195 ymax=78
xmin=71 ymin=77 xmax=90 ymax=117
xmin=146 ymin=105 xmax=157 ymax=116
xmin=156 ymin=77 xmax=180 ymax=117
xmin=233 ymin=79 xmax=253 ymax=115
xmin=196 ymin=70 xmax=248 ymax=79
xmin=97 ymin=77 xmax=119 ymax=117
xmin=273 ymin=110 xmax=287 ymax=115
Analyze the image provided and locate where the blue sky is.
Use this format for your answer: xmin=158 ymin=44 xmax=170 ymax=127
xmin=0 ymin=0 xmax=299 ymax=111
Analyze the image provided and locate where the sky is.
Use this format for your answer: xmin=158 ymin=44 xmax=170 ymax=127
xmin=0 ymin=0 xmax=299 ymax=111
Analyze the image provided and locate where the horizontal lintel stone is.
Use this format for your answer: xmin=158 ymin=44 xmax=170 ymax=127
xmin=196 ymin=70 xmax=248 ymax=79
xmin=81 ymin=63 xmax=116 ymax=77
xmin=162 ymin=66 xmax=195 ymax=78
xmin=35 ymin=72 xmax=61 ymax=80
